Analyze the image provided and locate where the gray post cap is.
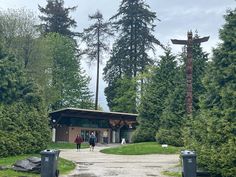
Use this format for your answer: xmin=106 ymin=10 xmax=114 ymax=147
xmin=181 ymin=150 xmax=196 ymax=157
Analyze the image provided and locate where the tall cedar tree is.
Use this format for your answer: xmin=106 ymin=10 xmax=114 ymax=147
xmin=0 ymin=45 xmax=50 ymax=157
xmin=38 ymin=0 xmax=77 ymax=37
xmin=80 ymin=11 xmax=113 ymax=110
xmin=104 ymin=0 xmax=162 ymax=112
xmin=132 ymin=49 xmax=177 ymax=142
xmin=185 ymin=9 xmax=236 ymax=177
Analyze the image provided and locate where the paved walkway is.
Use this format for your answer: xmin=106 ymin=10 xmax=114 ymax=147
xmin=60 ymin=144 xmax=179 ymax=177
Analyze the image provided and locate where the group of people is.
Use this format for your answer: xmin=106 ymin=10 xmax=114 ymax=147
xmin=74 ymin=132 xmax=97 ymax=151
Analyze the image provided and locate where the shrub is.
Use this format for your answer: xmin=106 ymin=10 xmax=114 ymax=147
xmin=156 ymin=128 xmax=183 ymax=147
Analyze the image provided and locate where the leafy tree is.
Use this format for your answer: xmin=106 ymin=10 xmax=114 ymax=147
xmin=45 ymin=33 xmax=93 ymax=110
xmin=38 ymin=0 xmax=77 ymax=37
xmin=80 ymin=11 xmax=113 ymax=110
xmin=185 ymin=9 xmax=236 ymax=177
xmin=0 ymin=8 xmax=38 ymax=68
xmin=104 ymin=0 xmax=163 ymax=112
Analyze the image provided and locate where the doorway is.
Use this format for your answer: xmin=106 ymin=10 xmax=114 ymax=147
xmin=81 ymin=129 xmax=101 ymax=143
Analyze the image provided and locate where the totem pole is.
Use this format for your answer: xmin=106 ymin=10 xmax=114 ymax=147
xmin=171 ymin=31 xmax=209 ymax=115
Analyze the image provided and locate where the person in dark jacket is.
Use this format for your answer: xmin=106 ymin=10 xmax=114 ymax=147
xmin=89 ymin=132 xmax=96 ymax=151
xmin=74 ymin=134 xmax=83 ymax=151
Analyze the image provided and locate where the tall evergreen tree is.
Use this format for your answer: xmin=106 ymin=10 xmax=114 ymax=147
xmin=191 ymin=33 xmax=209 ymax=112
xmin=104 ymin=0 xmax=163 ymax=112
xmin=156 ymin=64 xmax=186 ymax=146
xmin=38 ymin=0 xmax=77 ymax=37
xmin=133 ymin=49 xmax=177 ymax=142
xmin=80 ymin=11 xmax=113 ymax=110
xmin=155 ymin=34 xmax=208 ymax=146
xmin=185 ymin=9 xmax=236 ymax=177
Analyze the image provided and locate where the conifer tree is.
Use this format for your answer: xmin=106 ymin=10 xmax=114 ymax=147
xmin=80 ymin=11 xmax=113 ymax=110
xmin=0 ymin=45 xmax=50 ymax=157
xmin=133 ymin=49 xmax=177 ymax=142
xmin=186 ymin=9 xmax=236 ymax=177
xmin=38 ymin=0 xmax=77 ymax=37
xmin=104 ymin=0 xmax=163 ymax=112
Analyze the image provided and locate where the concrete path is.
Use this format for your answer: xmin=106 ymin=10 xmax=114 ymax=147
xmin=60 ymin=144 xmax=179 ymax=177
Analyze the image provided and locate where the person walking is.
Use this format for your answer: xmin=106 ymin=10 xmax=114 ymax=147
xmin=89 ymin=132 xmax=96 ymax=151
xmin=74 ymin=133 xmax=83 ymax=151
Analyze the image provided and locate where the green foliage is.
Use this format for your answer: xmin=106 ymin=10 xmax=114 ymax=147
xmin=0 ymin=46 xmax=50 ymax=157
xmin=0 ymin=8 xmax=38 ymax=68
xmin=136 ymin=33 xmax=209 ymax=145
xmin=104 ymin=0 xmax=162 ymax=112
xmin=156 ymin=128 xmax=183 ymax=147
xmin=0 ymin=100 xmax=50 ymax=157
xmin=134 ymin=49 xmax=178 ymax=142
xmin=162 ymin=171 xmax=181 ymax=177
xmin=38 ymin=0 xmax=77 ymax=37
xmin=131 ymin=122 xmax=157 ymax=142
xmin=110 ymin=76 xmax=137 ymax=113
xmin=100 ymin=142 xmax=180 ymax=155
xmin=44 ymin=33 xmax=94 ymax=110
xmin=185 ymin=9 xmax=236 ymax=177
xmin=0 ymin=54 xmax=26 ymax=104
xmin=191 ymin=34 xmax=209 ymax=112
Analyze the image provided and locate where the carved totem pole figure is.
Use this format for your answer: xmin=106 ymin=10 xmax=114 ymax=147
xmin=171 ymin=31 xmax=209 ymax=115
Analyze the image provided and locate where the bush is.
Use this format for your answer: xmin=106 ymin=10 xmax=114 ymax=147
xmin=0 ymin=102 xmax=50 ymax=157
xmin=131 ymin=126 xmax=156 ymax=143
xmin=156 ymin=128 xmax=183 ymax=147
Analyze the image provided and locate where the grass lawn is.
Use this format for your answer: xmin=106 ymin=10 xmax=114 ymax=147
xmin=100 ymin=142 xmax=180 ymax=155
xmin=0 ymin=154 xmax=75 ymax=177
xmin=0 ymin=142 xmax=89 ymax=176
xmin=48 ymin=142 xmax=89 ymax=149
xmin=162 ymin=171 xmax=182 ymax=177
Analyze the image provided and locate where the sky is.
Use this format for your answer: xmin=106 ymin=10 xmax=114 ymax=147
xmin=0 ymin=0 xmax=235 ymax=111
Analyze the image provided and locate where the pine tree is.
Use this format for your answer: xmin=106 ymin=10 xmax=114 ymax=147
xmin=80 ymin=11 xmax=113 ymax=110
xmin=38 ymin=0 xmax=77 ymax=37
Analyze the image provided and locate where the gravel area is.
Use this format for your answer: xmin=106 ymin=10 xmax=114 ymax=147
xmin=59 ymin=144 xmax=179 ymax=177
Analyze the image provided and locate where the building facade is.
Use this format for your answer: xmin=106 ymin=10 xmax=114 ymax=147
xmin=49 ymin=108 xmax=138 ymax=143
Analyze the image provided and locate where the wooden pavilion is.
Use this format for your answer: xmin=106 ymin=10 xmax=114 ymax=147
xmin=49 ymin=108 xmax=138 ymax=143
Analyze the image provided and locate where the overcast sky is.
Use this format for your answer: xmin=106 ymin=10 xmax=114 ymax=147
xmin=0 ymin=0 xmax=235 ymax=111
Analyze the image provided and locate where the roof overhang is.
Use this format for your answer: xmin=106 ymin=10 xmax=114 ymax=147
xmin=49 ymin=107 xmax=138 ymax=121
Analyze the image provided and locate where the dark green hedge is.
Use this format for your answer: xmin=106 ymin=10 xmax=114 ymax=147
xmin=0 ymin=102 xmax=51 ymax=157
